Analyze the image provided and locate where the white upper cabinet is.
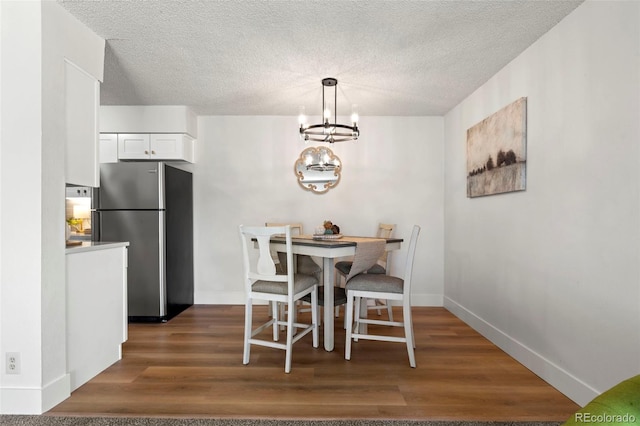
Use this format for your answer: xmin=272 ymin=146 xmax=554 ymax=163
xmin=100 ymin=106 xmax=197 ymax=163
xmin=117 ymin=134 xmax=150 ymax=159
xmin=150 ymin=134 xmax=193 ymax=160
xmin=116 ymin=133 xmax=195 ymax=162
xmin=99 ymin=133 xmax=118 ymax=163
xmin=65 ymin=60 xmax=100 ymax=186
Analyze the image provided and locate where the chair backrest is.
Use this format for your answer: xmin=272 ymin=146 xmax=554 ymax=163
xmin=345 ymin=239 xmax=387 ymax=282
xmin=265 ymin=222 xmax=304 ymax=273
xmin=239 ymin=225 xmax=292 ymax=293
xmin=377 ymin=223 xmax=395 ymax=266
xmin=265 ymin=222 xmax=303 ymax=236
xmin=377 ymin=223 xmax=395 ymax=238
xmin=401 ymin=225 xmax=421 ymax=297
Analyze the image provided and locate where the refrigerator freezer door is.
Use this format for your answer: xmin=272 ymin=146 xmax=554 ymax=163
xmin=99 ymin=210 xmax=166 ymax=318
xmin=165 ymin=165 xmax=194 ymax=314
xmin=99 ymin=162 xmax=164 ymax=210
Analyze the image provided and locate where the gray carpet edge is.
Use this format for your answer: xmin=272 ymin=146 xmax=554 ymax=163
xmin=0 ymin=416 xmax=563 ymax=426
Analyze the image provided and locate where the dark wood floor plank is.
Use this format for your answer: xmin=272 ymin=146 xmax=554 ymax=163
xmin=47 ymin=305 xmax=579 ymax=421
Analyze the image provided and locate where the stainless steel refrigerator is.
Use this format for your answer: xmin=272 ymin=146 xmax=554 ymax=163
xmin=94 ymin=162 xmax=194 ymax=322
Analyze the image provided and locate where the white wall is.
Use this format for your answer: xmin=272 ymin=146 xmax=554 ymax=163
xmin=0 ymin=2 xmax=44 ymax=413
xmin=192 ymin=115 xmax=444 ymax=306
xmin=0 ymin=0 xmax=104 ymax=414
xmin=443 ymin=0 xmax=640 ymax=406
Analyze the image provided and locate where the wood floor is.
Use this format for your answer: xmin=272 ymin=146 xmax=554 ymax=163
xmin=48 ymin=305 xmax=579 ymax=421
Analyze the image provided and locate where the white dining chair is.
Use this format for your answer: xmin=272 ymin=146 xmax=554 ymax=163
xmin=335 ymin=223 xmax=396 ymax=319
xmin=239 ymin=224 xmax=319 ymax=373
xmin=344 ymin=225 xmax=421 ymax=368
xmin=265 ymin=222 xmax=322 ymax=326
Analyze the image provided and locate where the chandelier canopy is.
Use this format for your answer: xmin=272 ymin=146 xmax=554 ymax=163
xmin=299 ymin=78 xmax=359 ymax=144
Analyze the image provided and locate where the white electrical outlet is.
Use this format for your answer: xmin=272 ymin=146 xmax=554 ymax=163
xmin=6 ymin=352 xmax=20 ymax=374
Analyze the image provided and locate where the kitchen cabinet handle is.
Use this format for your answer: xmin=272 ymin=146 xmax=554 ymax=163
xmin=144 ymin=150 xmax=149 ymax=154
xmin=151 ymin=150 xmax=156 ymax=154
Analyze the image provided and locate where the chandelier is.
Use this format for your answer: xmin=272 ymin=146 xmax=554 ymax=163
xmin=299 ymin=77 xmax=360 ymax=143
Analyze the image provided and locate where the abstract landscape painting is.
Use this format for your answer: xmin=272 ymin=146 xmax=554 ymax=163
xmin=466 ymin=97 xmax=527 ymax=197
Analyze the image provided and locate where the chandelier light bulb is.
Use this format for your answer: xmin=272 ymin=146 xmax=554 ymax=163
xmin=298 ymin=106 xmax=307 ymax=127
xmin=351 ymin=104 xmax=359 ymax=125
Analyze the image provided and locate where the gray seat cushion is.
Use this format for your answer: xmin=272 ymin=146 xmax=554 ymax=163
xmin=367 ymin=264 xmax=386 ymax=274
xmin=297 ymin=255 xmax=322 ymax=275
xmin=301 ymin=286 xmax=347 ymax=306
xmin=335 ymin=260 xmax=386 ymax=276
xmin=253 ymin=273 xmax=317 ymax=295
xmin=335 ymin=261 xmax=352 ymax=275
xmin=277 ymin=252 xmax=322 ymax=276
xmin=345 ymin=274 xmax=404 ymax=294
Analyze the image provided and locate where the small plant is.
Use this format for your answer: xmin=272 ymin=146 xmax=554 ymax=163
xmin=322 ymin=221 xmax=340 ymax=235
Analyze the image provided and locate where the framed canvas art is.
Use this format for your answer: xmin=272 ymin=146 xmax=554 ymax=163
xmin=466 ymin=97 xmax=527 ymax=198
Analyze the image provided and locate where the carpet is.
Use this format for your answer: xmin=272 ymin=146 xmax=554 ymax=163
xmin=0 ymin=417 xmax=563 ymax=426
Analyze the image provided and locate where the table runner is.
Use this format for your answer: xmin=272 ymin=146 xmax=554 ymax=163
xmin=345 ymin=238 xmax=386 ymax=281
xmin=296 ymin=235 xmax=387 ymax=244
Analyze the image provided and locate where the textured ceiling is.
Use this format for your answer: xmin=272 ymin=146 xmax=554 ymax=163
xmin=58 ymin=0 xmax=583 ymax=116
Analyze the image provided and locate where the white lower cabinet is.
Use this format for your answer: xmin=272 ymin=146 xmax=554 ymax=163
xmin=66 ymin=243 xmax=129 ymax=391
xmin=116 ymin=133 xmax=195 ymax=162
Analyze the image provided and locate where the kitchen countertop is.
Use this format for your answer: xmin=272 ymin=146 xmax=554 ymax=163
xmin=65 ymin=241 xmax=129 ymax=254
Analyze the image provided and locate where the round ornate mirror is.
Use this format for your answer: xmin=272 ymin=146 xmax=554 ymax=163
xmin=294 ymin=146 xmax=342 ymax=193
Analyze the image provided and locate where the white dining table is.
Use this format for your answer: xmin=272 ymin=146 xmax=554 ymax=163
xmin=269 ymin=235 xmax=403 ymax=351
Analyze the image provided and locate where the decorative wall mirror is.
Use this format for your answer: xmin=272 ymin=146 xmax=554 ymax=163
xmin=294 ymin=146 xmax=342 ymax=193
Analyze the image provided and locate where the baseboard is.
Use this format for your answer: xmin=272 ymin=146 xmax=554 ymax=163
xmin=42 ymin=374 xmax=71 ymax=412
xmin=0 ymin=373 xmax=70 ymax=414
xmin=444 ymin=296 xmax=597 ymax=407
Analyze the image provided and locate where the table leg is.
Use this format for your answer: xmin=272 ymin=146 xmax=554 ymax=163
xmin=322 ymin=257 xmax=334 ymax=351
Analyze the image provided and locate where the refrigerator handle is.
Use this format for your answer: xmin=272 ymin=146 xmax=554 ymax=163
xmin=157 ymin=163 xmax=165 ymax=209
xmin=158 ymin=211 xmax=167 ymax=317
